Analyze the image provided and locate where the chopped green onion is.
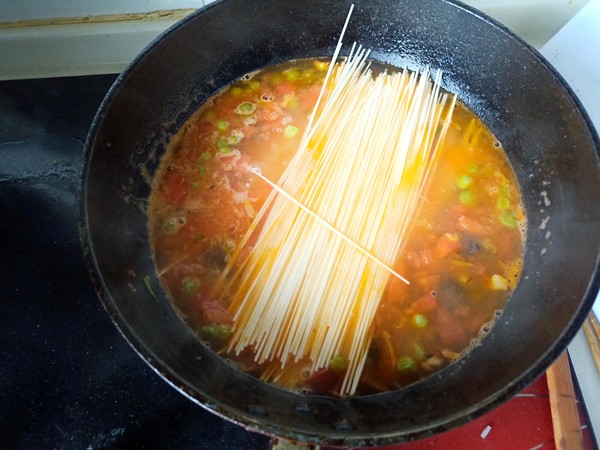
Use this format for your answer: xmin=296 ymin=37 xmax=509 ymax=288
xmin=200 ymin=150 xmax=211 ymax=161
xmin=247 ymin=80 xmax=260 ymax=91
xmin=143 ymin=275 xmax=159 ymax=303
xmin=497 ymin=197 xmax=510 ymax=210
xmin=284 ymin=125 xmax=299 ymax=138
xmin=282 ymin=94 xmax=298 ymax=109
xmin=456 ymin=174 xmax=473 ymax=189
xmin=163 ymin=216 xmax=186 ymax=235
xmin=227 ymin=134 xmax=241 ymax=145
xmin=396 ymin=356 xmax=416 ymax=372
xmin=235 ymin=101 xmax=257 ymax=115
xmin=231 ymin=87 xmax=243 ymax=96
xmin=216 ymin=119 xmax=229 ymax=131
xmin=181 ymin=276 xmax=201 ymax=293
xmin=227 ymin=134 xmax=242 ymax=145
xmin=285 ymin=69 xmax=299 ymax=80
xmin=328 ymin=355 xmax=347 ymax=372
xmin=413 ymin=344 xmax=425 ymax=360
xmin=216 ymin=137 xmax=232 ymax=154
xmin=468 ymin=164 xmax=480 ymax=174
xmin=191 ymin=181 xmax=200 ymax=189
xmin=499 ymin=210 xmax=517 ymax=227
xmin=413 ymin=314 xmax=428 ymax=328
xmin=459 ymin=190 xmax=474 ymax=205
xmin=197 ymin=166 xmax=207 ymax=175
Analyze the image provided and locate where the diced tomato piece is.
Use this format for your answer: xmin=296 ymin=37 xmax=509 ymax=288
xmin=275 ymin=82 xmax=295 ymax=96
xmin=436 ymin=306 xmax=467 ymax=345
xmin=163 ymin=170 xmax=188 ymax=206
xmin=199 ymin=300 xmax=233 ymax=325
xmin=412 ymin=291 xmax=438 ymax=314
xmin=457 ymin=215 xmax=488 ymax=235
xmin=451 ymin=204 xmax=469 ymax=217
xmin=433 ymin=233 xmax=462 ymax=259
xmin=407 ymin=248 xmax=433 ymax=270
xmin=241 ymin=125 xmax=257 ymax=139
xmin=304 ymin=84 xmax=322 ymax=106
xmin=303 ymin=368 xmax=342 ymax=395
xmin=196 ymin=120 xmax=214 ymax=133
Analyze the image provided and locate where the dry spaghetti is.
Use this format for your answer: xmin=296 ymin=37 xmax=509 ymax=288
xmin=218 ymin=43 xmax=456 ymax=395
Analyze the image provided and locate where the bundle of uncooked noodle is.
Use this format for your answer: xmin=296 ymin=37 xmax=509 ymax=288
xmin=216 ymin=38 xmax=456 ymax=395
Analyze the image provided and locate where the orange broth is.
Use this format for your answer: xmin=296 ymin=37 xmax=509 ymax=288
xmin=148 ymin=59 xmax=525 ymax=395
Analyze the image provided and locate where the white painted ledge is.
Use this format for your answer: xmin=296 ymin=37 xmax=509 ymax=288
xmin=0 ymin=0 xmax=591 ymax=81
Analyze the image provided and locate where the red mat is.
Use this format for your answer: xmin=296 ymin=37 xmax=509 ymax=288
xmin=320 ymin=374 xmax=596 ymax=449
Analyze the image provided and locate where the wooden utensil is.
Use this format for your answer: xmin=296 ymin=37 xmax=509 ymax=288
xmin=546 ymin=352 xmax=584 ymax=450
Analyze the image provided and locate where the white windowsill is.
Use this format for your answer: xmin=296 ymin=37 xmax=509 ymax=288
xmin=0 ymin=0 xmax=591 ymax=81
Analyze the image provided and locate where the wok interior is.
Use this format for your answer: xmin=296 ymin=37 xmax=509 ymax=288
xmin=82 ymin=0 xmax=600 ymax=445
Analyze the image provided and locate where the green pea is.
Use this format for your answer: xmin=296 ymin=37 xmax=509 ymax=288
xmin=216 ymin=120 xmax=229 ymax=131
xmin=456 ymin=174 xmax=473 ymax=189
xmin=201 ymin=324 xmax=231 ymax=340
xmin=215 ymin=324 xmax=232 ymax=339
xmin=413 ymin=314 xmax=428 ymax=328
xmin=396 ymin=356 xmax=416 ymax=372
xmin=497 ymin=197 xmax=510 ymax=210
xmin=181 ymin=276 xmax=200 ymax=294
xmin=499 ymin=210 xmax=517 ymax=228
xmin=459 ymin=190 xmax=474 ymax=205
xmin=201 ymin=325 xmax=217 ymax=337
xmin=284 ymin=125 xmax=299 ymax=138
xmin=329 ymin=355 xmax=347 ymax=372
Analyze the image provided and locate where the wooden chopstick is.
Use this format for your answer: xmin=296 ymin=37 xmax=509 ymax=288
xmin=546 ymin=352 xmax=584 ymax=450
xmin=582 ymin=313 xmax=600 ymax=374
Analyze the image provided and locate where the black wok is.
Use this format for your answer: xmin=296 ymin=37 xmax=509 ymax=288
xmin=80 ymin=0 xmax=600 ymax=446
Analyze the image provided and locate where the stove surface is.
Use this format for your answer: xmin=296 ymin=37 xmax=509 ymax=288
xmin=1 ymin=75 xmax=597 ymax=450
xmin=0 ymin=75 xmax=270 ymax=450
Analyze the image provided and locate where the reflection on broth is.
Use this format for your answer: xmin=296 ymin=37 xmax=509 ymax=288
xmin=149 ymin=58 xmax=525 ymax=396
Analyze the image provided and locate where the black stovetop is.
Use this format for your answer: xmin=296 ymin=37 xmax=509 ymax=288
xmin=0 ymin=75 xmax=271 ymax=450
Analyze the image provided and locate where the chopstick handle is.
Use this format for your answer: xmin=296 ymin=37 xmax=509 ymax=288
xmin=546 ymin=352 xmax=584 ymax=450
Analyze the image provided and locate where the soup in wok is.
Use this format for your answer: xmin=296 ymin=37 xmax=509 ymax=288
xmin=148 ymin=56 xmax=525 ymax=396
